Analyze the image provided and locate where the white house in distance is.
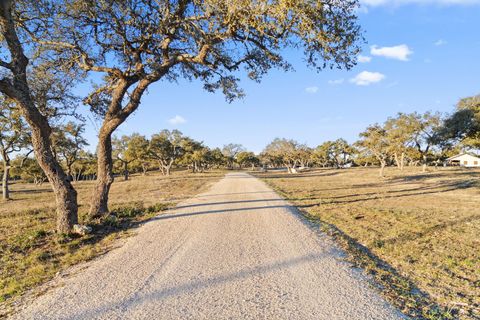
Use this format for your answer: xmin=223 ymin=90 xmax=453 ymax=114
xmin=446 ymin=153 xmax=480 ymax=168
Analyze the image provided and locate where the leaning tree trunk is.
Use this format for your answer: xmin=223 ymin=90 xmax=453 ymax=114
xmin=158 ymin=162 xmax=165 ymax=175
xmin=88 ymin=132 xmax=114 ymax=218
xmin=165 ymin=164 xmax=171 ymax=176
xmin=394 ymin=153 xmax=401 ymax=170
xmin=0 ymin=0 xmax=78 ymax=233
xmin=2 ymin=160 xmax=10 ymax=200
xmin=379 ymin=160 xmax=386 ymax=177
xmin=30 ymin=124 xmax=78 ymax=232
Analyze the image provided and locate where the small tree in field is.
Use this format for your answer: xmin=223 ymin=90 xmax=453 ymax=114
xmin=20 ymin=0 xmax=362 ymax=217
xmin=0 ymin=97 xmax=30 ymax=200
xmin=52 ymin=122 xmax=88 ymax=179
xmin=180 ymin=138 xmax=208 ymax=173
xmin=357 ymin=124 xmax=390 ymax=177
xmin=11 ymin=156 xmax=46 ymax=185
xmin=222 ymin=144 xmax=245 ymax=169
xmin=236 ymin=151 xmax=260 ymax=170
xmin=312 ymin=141 xmax=335 ymax=167
xmin=330 ymin=138 xmax=355 ymax=168
xmin=384 ymin=113 xmax=416 ymax=171
xmin=263 ymin=138 xmax=300 ymax=173
xmin=112 ymin=135 xmax=137 ymax=181
xmin=209 ymin=148 xmax=227 ymax=169
xmin=149 ymin=130 xmax=184 ymax=176
xmin=126 ymin=134 xmax=151 ymax=176
xmin=407 ymin=112 xmax=442 ymax=172
xmin=71 ymin=151 xmax=97 ymax=181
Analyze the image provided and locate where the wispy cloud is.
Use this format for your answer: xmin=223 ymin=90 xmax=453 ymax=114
xmin=328 ymin=79 xmax=345 ymax=85
xmin=371 ymin=44 xmax=413 ymax=61
xmin=362 ymin=0 xmax=480 ymax=6
xmin=358 ymin=55 xmax=372 ymax=63
xmin=305 ymin=86 xmax=319 ymax=94
xmin=168 ymin=115 xmax=186 ymax=125
xmin=385 ymin=81 xmax=399 ymax=88
xmin=350 ymin=71 xmax=386 ymax=86
xmin=434 ymin=39 xmax=447 ymax=46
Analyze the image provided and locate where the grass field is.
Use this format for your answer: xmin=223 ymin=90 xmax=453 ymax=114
xmin=0 ymin=170 xmax=224 ymax=313
xmin=255 ymin=167 xmax=479 ymax=319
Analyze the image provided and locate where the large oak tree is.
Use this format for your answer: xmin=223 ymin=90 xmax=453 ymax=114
xmin=22 ymin=0 xmax=363 ymax=217
xmin=0 ymin=1 xmax=80 ymax=233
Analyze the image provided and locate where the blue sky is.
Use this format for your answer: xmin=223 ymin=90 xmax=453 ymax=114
xmin=78 ymin=1 xmax=480 ymax=154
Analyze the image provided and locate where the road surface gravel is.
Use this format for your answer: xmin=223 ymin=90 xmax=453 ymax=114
xmin=11 ymin=172 xmax=405 ymax=320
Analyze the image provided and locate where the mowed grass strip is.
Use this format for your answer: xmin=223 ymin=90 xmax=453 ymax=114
xmin=255 ymin=167 xmax=479 ymax=320
xmin=0 ymin=170 xmax=224 ymax=313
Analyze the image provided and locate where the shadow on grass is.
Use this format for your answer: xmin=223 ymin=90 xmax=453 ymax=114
xmin=9 ymin=188 xmax=53 ymax=194
xmin=296 ymin=180 xmax=475 ymax=207
xmin=387 ymin=169 xmax=480 ymax=183
xmin=254 ymin=170 xmax=341 ymax=180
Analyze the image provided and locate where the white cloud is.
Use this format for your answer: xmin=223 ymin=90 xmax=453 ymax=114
xmin=168 ymin=115 xmax=186 ymax=125
xmin=328 ymin=79 xmax=344 ymax=85
xmin=350 ymin=71 xmax=386 ymax=86
xmin=358 ymin=55 xmax=372 ymax=63
xmin=434 ymin=39 xmax=447 ymax=46
xmin=305 ymin=86 xmax=319 ymax=94
xmin=371 ymin=44 xmax=413 ymax=61
xmin=362 ymin=0 xmax=480 ymax=6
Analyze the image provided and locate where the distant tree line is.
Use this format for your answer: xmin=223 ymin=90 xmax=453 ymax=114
xmin=259 ymin=96 xmax=480 ymax=177
xmin=4 ymin=92 xmax=479 ymax=195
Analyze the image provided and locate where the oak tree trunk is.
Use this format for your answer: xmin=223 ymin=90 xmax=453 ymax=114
xmin=32 ymin=125 xmax=78 ymax=232
xmin=422 ymin=154 xmax=427 ymax=172
xmin=123 ymin=161 xmax=129 ymax=181
xmin=394 ymin=153 xmax=401 ymax=169
xmin=0 ymin=0 xmax=78 ymax=233
xmin=379 ymin=161 xmax=386 ymax=177
xmin=88 ymin=132 xmax=114 ymax=217
xmin=2 ymin=160 xmax=9 ymax=200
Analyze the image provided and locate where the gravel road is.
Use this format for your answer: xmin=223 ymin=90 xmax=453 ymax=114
xmin=11 ymin=172 xmax=405 ymax=320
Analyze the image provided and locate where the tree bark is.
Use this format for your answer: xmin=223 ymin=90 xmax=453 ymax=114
xmin=0 ymin=0 xmax=78 ymax=233
xmin=2 ymin=160 xmax=10 ymax=200
xmin=379 ymin=160 xmax=386 ymax=177
xmin=88 ymin=132 xmax=114 ymax=217
xmin=422 ymin=154 xmax=427 ymax=172
xmin=158 ymin=162 xmax=165 ymax=175
xmin=394 ymin=153 xmax=401 ymax=169
xmin=123 ymin=161 xmax=129 ymax=181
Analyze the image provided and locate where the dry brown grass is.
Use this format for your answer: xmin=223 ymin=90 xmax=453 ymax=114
xmin=255 ymin=166 xmax=479 ymax=320
xmin=0 ymin=169 xmax=224 ymax=313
